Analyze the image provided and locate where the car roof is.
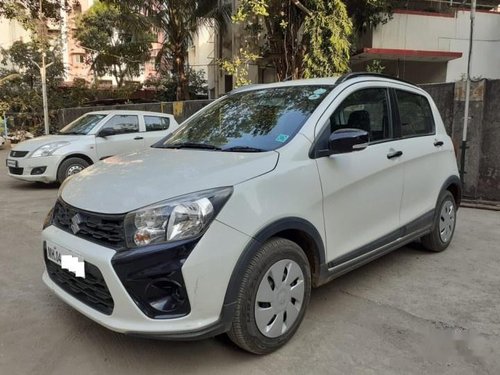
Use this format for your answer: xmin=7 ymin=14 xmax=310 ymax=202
xmin=84 ymin=110 xmax=172 ymax=116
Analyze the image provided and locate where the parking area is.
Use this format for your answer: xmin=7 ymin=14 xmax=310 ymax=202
xmin=1 ymin=145 xmax=499 ymax=374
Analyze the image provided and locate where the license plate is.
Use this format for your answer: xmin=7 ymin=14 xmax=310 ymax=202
xmin=6 ymin=159 xmax=17 ymax=168
xmin=46 ymin=242 xmax=85 ymax=278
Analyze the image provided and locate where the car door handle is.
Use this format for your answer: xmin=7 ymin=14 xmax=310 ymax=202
xmin=387 ymin=150 xmax=403 ymax=159
xmin=134 ymin=136 xmax=144 ymax=140
xmin=434 ymin=141 xmax=444 ymax=147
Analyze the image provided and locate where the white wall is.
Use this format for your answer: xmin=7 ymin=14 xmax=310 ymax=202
xmin=372 ymin=10 xmax=500 ymax=82
xmin=0 ymin=18 xmax=31 ymax=50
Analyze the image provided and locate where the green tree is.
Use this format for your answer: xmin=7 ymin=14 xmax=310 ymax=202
xmin=144 ymin=68 xmax=208 ymax=101
xmin=0 ymin=41 xmax=65 ymax=134
xmin=74 ymin=1 xmax=154 ymax=87
xmin=229 ymin=0 xmax=353 ymax=84
xmin=103 ymin=0 xmax=230 ymax=100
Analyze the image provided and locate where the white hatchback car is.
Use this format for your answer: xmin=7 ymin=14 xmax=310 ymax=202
xmin=42 ymin=74 xmax=461 ymax=354
xmin=6 ymin=110 xmax=178 ymax=183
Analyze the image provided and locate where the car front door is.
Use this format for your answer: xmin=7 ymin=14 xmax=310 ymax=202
xmin=314 ymin=84 xmax=405 ymax=265
xmin=95 ymin=114 xmax=144 ymax=159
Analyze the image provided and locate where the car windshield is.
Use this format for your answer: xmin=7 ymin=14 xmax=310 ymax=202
xmin=155 ymin=85 xmax=333 ymax=152
xmin=58 ymin=114 xmax=107 ymax=135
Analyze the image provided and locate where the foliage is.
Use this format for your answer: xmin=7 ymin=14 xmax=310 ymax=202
xmin=366 ymin=59 xmax=385 ymax=73
xmin=0 ymin=41 xmax=66 ymax=134
xmin=344 ymin=0 xmax=394 ymax=33
xmin=144 ymin=69 xmax=208 ymax=101
xmin=226 ymin=0 xmax=353 ymax=84
xmin=0 ymin=0 xmax=69 ymax=27
xmin=303 ymin=0 xmax=352 ymax=78
xmin=74 ymin=1 xmax=154 ymax=87
xmin=219 ymin=50 xmax=260 ymax=88
xmin=103 ymin=0 xmax=230 ymax=100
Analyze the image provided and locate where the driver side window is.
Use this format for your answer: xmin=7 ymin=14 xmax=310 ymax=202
xmin=330 ymin=88 xmax=391 ymax=143
xmin=101 ymin=115 xmax=139 ymax=135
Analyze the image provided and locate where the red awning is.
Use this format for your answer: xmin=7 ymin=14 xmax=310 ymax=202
xmin=351 ymin=48 xmax=463 ymax=63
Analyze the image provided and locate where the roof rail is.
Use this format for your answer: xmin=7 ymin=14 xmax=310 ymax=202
xmin=336 ymin=72 xmax=415 ymax=86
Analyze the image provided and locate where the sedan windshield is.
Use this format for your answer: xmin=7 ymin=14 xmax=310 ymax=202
xmin=58 ymin=114 xmax=106 ymax=135
xmin=156 ymin=85 xmax=333 ymax=152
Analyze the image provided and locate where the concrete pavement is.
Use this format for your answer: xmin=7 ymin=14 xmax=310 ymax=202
xmin=1 ymin=146 xmax=499 ymax=374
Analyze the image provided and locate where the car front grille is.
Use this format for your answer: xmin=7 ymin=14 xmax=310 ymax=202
xmin=52 ymin=200 xmax=126 ymax=249
xmin=10 ymin=150 xmax=29 ymax=158
xmin=45 ymin=255 xmax=114 ymax=315
xmin=8 ymin=167 xmax=24 ymax=175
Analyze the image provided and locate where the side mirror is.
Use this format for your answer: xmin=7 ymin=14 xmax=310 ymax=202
xmin=328 ymin=128 xmax=369 ymax=155
xmin=97 ymin=127 xmax=116 ymax=138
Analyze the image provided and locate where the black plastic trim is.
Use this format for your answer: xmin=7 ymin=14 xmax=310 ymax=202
xmin=111 ymin=239 xmax=198 ymax=319
xmin=125 ymin=303 xmax=236 ymax=341
xmin=321 ymin=209 xmax=435 ymax=284
xmin=222 ymin=217 xmax=325 ymax=308
xmin=439 ymin=175 xmax=462 ymax=207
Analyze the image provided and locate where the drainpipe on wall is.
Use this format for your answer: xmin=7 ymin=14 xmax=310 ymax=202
xmin=460 ymin=0 xmax=476 ymax=183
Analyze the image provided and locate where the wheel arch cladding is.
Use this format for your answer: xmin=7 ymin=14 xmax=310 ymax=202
xmin=442 ymin=175 xmax=462 ymax=207
xmin=61 ymin=153 xmax=94 ymax=166
xmin=223 ymin=217 xmax=326 ymax=309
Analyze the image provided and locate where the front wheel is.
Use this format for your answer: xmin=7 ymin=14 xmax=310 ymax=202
xmin=421 ymin=191 xmax=457 ymax=252
xmin=228 ymin=238 xmax=311 ymax=354
xmin=57 ymin=157 xmax=89 ymax=184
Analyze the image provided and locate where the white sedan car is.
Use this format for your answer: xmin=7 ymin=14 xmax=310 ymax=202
xmin=6 ymin=110 xmax=179 ymax=183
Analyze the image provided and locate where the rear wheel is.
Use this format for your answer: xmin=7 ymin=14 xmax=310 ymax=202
xmin=421 ymin=191 xmax=457 ymax=252
xmin=228 ymin=238 xmax=311 ymax=354
xmin=57 ymin=157 xmax=89 ymax=184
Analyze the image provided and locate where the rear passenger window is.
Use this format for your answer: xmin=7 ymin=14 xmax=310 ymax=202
xmin=396 ymin=90 xmax=434 ymax=137
xmin=145 ymin=116 xmax=170 ymax=131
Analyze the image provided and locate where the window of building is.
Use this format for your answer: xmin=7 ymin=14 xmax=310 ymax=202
xmin=144 ymin=116 xmax=170 ymax=132
xmin=74 ymin=54 xmax=85 ymax=64
xmin=396 ymin=90 xmax=435 ymax=137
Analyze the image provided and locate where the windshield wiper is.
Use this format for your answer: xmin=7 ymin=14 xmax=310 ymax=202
xmin=222 ymin=146 xmax=266 ymax=152
xmin=162 ymin=142 xmax=222 ymax=150
xmin=57 ymin=131 xmax=83 ymax=135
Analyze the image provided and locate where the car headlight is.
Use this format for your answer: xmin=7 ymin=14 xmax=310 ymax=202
xmin=124 ymin=187 xmax=233 ymax=248
xmin=31 ymin=142 xmax=69 ymax=157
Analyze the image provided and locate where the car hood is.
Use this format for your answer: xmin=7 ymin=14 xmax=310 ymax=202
xmin=12 ymin=135 xmax=84 ymax=152
xmin=61 ymin=147 xmax=279 ymax=214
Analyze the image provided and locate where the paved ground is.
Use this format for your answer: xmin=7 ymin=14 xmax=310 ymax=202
xmin=1 ymin=145 xmax=500 ymax=375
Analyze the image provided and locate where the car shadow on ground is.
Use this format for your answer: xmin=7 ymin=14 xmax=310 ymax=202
xmin=4 ymin=180 xmax=60 ymax=190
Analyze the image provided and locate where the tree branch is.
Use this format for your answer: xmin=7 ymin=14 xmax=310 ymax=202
xmin=291 ymin=0 xmax=312 ymax=16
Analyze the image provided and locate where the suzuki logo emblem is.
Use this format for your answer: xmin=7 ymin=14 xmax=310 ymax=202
xmin=70 ymin=213 xmax=83 ymax=234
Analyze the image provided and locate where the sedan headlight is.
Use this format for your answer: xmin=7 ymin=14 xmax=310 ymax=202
xmin=124 ymin=187 xmax=233 ymax=248
xmin=31 ymin=142 xmax=69 ymax=157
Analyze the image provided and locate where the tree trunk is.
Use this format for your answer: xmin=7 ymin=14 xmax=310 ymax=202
xmin=174 ymin=54 xmax=190 ymax=101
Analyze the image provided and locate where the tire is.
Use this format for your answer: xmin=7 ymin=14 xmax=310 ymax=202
xmin=57 ymin=157 xmax=90 ymax=184
xmin=421 ymin=191 xmax=457 ymax=252
xmin=227 ymin=237 xmax=311 ymax=354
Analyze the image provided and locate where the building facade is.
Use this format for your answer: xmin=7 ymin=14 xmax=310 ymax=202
xmin=208 ymin=1 xmax=500 ymax=97
xmin=352 ymin=8 xmax=500 ymax=84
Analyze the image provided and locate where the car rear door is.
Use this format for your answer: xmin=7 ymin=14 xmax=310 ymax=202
xmin=313 ymin=83 xmax=404 ymax=264
xmin=95 ymin=114 xmax=144 ymax=159
xmin=392 ymin=88 xmax=451 ymax=227
xmin=141 ymin=114 xmax=174 ymax=146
